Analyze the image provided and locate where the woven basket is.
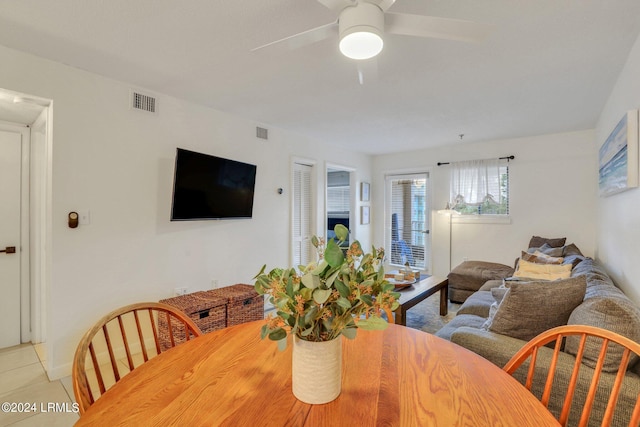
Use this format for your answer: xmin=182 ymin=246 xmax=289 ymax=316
xmin=202 ymin=284 xmax=263 ymax=327
xmin=158 ymin=291 xmax=226 ymax=350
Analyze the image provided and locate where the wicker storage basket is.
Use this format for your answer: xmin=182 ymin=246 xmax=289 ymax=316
xmin=158 ymin=291 xmax=226 ymax=350
xmin=202 ymin=284 xmax=263 ymax=327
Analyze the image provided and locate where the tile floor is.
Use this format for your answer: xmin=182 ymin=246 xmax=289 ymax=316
xmin=0 ymin=344 xmax=78 ymax=427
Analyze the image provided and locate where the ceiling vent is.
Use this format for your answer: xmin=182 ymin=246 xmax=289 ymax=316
xmin=130 ymin=90 xmax=157 ymax=114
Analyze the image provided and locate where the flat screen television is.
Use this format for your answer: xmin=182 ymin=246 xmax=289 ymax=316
xmin=170 ymin=148 xmax=257 ymax=220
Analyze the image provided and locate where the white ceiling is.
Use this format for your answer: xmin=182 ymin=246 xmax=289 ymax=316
xmin=1 ymin=0 xmax=639 ymax=154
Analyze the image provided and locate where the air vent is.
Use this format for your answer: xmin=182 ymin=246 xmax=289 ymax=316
xmin=130 ymin=90 xmax=157 ymax=114
xmin=256 ymin=126 xmax=268 ymax=140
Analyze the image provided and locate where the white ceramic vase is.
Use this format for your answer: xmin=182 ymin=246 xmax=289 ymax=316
xmin=291 ymin=335 xmax=342 ymax=404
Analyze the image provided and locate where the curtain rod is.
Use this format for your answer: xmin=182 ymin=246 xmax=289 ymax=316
xmin=437 ymin=155 xmax=515 ymax=166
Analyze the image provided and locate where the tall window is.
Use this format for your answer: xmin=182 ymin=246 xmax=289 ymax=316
xmin=450 ymin=159 xmax=509 ymax=215
xmin=385 ymin=173 xmax=430 ymax=271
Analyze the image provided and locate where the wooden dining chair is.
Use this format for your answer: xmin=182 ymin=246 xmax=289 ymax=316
xmin=72 ymin=302 xmax=203 ymax=414
xmin=503 ymin=325 xmax=640 ymax=427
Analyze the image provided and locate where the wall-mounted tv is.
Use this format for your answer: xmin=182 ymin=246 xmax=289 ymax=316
xmin=170 ymin=148 xmax=257 ymax=221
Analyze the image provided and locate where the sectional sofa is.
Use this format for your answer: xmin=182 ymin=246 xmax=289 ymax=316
xmin=435 ymin=238 xmax=640 ymax=426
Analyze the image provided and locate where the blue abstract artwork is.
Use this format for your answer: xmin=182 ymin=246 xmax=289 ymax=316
xmin=599 ymin=111 xmax=639 ymax=197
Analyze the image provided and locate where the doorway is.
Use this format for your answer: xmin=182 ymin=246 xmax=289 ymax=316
xmin=0 ymin=125 xmax=27 ymax=348
xmin=0 ymin=89 xmax=52 ymax=352
xmin=326 ymin=165 xmax=354 ymax=247
xmin=384 ymin=172 xmax=431 ymax=272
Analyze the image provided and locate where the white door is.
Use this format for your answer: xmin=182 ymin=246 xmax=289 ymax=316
xmin=292 ymin=163 xmax=313 ymax=267
xmin=0 ymin=129 xmax=22 ymax=348
xmin=385 ymin=173 xmax=431 ymax=272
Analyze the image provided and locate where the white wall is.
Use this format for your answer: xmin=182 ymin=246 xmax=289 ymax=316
xmin=595 ymin=32 xmax=640 ymax=305
xmin=373 ymin=130 xmax=597 ymax=278
xmin=0 ymin=45 xmax=373 ymax=379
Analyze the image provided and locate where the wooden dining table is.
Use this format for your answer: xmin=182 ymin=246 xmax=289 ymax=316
xmin=75 ymin=321 xmax=559 ymax=426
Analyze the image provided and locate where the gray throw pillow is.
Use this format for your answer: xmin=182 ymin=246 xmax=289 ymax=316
xmin=534 ymin=243 xmax=565 ymax=258
xmin=528 ymin=235 xmax=567 ymax=249
xmin=566 ymin=297 xmax=640 ymax=372
xmin=484 ymin=276 xmax=587 ymax=342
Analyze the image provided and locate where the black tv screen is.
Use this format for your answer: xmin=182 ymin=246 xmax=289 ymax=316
xmin=170 ymin=148 xmax=257 ymax=220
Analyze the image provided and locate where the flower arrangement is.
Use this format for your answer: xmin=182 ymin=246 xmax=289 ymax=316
xmin=254 ymin=224 xmax=400 ymax=349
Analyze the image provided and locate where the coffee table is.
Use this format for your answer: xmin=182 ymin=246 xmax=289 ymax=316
xmin=393 ymin=275 xmax=448 ymax=326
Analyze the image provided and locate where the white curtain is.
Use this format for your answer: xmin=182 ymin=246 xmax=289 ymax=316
xmin=450 ymin=159 xmax=503 ymax=206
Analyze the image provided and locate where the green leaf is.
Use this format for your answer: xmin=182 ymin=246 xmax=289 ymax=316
xmin=300 ymin=327 xmax=313 ymax=337
xmin=260 ymin=324 xmax=270 ymax=339
xmin=304 ymin=306 xmax=317 ymax=324
xmin=311 ymin=235 xmax=319 ymax=247
xmin=357 ymin=315 xmax=389 ymax=330
xmin=313 ymin=288 xmax=331 ymax=304
xmin=342 ymin=327 xmax=358 ymax=340
xmin=336 ymin=297 xmax=352 ymax=310
xmin=312 ymin=260 xmax=329 ymax=275
xmin=253 ymin=264 xmax=267 ymax=280
xmin=325 ymin=269 xmax=340 ymax=289
xmin=300 ymin=287 xmax=313 ymax=301
xmin=301 ymin=272 xmax=320 ymax=289
xmin=324 ymin=239 xmax=345 ymax=268
xmin=360 ymin=294 xmax=374 ymax=306
xmin=268 ymin=328 xmax=287 ymax=341
xmin=334 ymin=278 xmax=350 ymax=298
xmin=334 ymin=224 xmax=349 ymax=242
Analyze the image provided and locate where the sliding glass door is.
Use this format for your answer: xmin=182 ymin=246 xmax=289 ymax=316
xmin=384 ymin=173 xmax=430 ymax=272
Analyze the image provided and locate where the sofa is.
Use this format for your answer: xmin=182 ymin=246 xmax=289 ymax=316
xmin=435 ymin=238 xmax=640 ymax=427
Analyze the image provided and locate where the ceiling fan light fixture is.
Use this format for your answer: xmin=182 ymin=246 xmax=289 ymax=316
xmin=338 ymin=2 xmax=385 ymax=60
xmin=339 ymin=29 xmax=383 ymax=60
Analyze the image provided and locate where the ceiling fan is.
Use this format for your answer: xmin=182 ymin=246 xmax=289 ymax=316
xmin=251 ymin=0 xmax=491 ymax=61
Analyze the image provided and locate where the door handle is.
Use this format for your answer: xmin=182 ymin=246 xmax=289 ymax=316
xmin=0 ymin=246 xmax=16 ymax=254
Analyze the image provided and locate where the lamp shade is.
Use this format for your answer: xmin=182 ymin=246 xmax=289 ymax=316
xmin=338 ymin=2 xmax=384 ymax=60
xmin=437 ymin=202 xmax=460 ymax=216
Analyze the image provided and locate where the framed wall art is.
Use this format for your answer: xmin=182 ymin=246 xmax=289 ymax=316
xmin=361 ymin=206 xmax=370 ymax=225
xmin=599 ymin=110 xmax=639 ymax=197
xmin=361 ymin=182 xmax=370 ymax=202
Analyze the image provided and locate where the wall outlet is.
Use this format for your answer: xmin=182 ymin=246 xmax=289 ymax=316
xmin=463 ymin=257 xmax=469 ymax=262
xmin=211 ymin=279 xmax=219 ymax=289
xmin=174 ymin=287 xmax=188 ymax=296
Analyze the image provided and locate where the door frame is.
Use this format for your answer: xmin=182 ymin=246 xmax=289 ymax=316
xmin=0 ymin=90 xmax=52 ymax=349
xmin=325 ymin=162 xmax=356 ymax=242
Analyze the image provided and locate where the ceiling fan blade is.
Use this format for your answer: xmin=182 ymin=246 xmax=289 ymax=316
xmin=251 ymin=21 xmax=337 ymax=52
xmin=317 ymin=0 xmax=355 ymax=14
xmin=386 ymin=12 xmax=492 ymax=43
xmin=362 ymin=0 xmax=396 ymax=12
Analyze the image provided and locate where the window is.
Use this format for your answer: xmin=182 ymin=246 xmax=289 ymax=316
xmin=449 ymin=159 xmax=509 ymax=216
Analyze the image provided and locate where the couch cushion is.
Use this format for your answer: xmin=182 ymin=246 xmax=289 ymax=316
xmin=483 ymin=276 xmax=587 ymax=341
xmin=566 ymin=297 xmax=640 ymax=372
xmin=478 ymin=279 xmax=503 ymax=292
xmin=528 ymin=235 xmax=566 ymax=249
xmin=513 ymin=259 xmax=572 ymax=281
xmin=457 ymin=291 xmax=495 ymax=318
xmin=434 ymin=314 xmax=487 ymax=341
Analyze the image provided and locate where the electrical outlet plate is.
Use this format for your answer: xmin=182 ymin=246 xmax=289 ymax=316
xmin=211 ymin=279 xmax=219 ymax=289
xmin=174 ymin=287 xmax=188 ymax=296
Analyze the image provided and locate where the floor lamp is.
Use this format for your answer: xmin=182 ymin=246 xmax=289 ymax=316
xmin=437 ymin=202 xmax=460 ymax=272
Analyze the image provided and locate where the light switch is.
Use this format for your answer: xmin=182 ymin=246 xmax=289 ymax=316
xmin=78 ymin=210 xmax=91 ymax=225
